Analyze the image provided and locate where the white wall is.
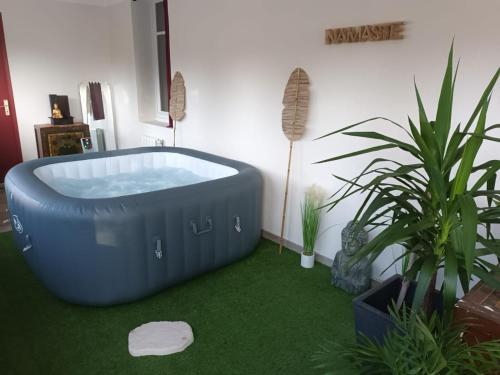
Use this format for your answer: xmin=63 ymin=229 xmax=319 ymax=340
xmin=3 ymin=0 xmax=500 ymax=282
xmin=106 ymin=0 xmax=141 ymax=149
xmin=159 ymin=0 xmax=500 ymax=280
xmin=1 ymin=0 xmax=111 ymax=160
xmin=0 ymin=0 xmax=166 ymax=162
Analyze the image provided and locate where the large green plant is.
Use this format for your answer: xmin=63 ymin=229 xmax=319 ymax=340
xmin=314 ymin=305 xmax=500 ymax=374
xmin=318 ymin=45 xmax=500 ymax=315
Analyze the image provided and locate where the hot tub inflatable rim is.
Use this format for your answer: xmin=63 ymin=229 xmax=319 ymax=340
xmin=5 ymin=147 xmax=260 ymax=210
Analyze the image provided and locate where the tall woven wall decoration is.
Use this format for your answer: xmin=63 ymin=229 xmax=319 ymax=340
xmin=279 ymin=67 xmax=310 ymax=254
xmin=169 ymin=71 xmax=186 ymax=147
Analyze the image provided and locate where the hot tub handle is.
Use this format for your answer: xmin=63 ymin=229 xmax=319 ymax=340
xmin=155 ymin=239 xmax=163 ymax=259
xmin=22 ymin=234 xmax=33 ymax=253
xmin=234 ymin=216 xmax=242 ymax=233
xmin=190 ymin=217 xmax=213 ymax=236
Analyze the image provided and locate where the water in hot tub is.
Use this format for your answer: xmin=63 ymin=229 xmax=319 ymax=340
xmin=52 ymin=167 xmax=210 ymax=199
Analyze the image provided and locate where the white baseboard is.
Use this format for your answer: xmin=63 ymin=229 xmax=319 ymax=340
xmin=261 ymin=230 xmax=382 ymax=288
xmin=261 ymin=230 xmax=334 ymax=267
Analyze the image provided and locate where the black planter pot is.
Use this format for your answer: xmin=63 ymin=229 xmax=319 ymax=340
xmin=353 ymin=274 xmax=443 ymax=343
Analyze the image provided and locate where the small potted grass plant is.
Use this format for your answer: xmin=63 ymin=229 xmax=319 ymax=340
xmin=301 ymin=185 xmax=325 ymax=268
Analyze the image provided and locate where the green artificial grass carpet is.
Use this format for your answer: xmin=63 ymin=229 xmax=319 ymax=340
xmin=0 ymin=232 xmax=355 ymax=375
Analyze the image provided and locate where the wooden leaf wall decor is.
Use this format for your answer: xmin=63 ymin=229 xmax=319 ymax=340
xmin=169 ymin=72 xmax=186 ymax=121
xmin=282 ymin=68 xmax=310 ymax=141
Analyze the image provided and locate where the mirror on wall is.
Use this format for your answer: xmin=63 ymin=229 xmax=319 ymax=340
xmin=79 ymin=81 xmax=117 ymax=151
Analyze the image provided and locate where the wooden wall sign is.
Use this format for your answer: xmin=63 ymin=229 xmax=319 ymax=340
xmin=325 ymin=22 xmax=405 ymax=45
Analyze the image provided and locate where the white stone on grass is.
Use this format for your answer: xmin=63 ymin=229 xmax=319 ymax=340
xmin=128 ymin=321 xmax=194 ymax=357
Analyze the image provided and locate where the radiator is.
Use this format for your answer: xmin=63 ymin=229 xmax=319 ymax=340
xmin=141 ymin=135 xmax=164 ymax=147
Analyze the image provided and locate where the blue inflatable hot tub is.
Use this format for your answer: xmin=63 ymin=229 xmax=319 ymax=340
xmin=5 ymin=147 xmax=262 ymax=306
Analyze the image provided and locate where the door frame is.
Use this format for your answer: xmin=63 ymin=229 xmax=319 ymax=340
xmin=0 ymin=12 xmax=23 ymax=172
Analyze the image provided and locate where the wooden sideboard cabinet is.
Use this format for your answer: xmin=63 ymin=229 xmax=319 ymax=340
xmin=34 ymin=123 xmax=90 ymax=158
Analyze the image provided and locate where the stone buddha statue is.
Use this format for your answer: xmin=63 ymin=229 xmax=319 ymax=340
xmin=331 ymin=221 xmax=371 ymax=294
xmin=52 ymin=103 xmax=63 ymax=119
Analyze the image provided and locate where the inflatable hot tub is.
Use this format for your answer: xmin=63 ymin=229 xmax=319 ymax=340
xmin=5 ymin=147 xmax=262 ymax=306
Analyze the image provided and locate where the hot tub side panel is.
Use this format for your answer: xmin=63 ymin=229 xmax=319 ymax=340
xmin=162 ymin=174 xmax=262 ymax=287
xmin=4 ymin=186 xmax=153 ymax=305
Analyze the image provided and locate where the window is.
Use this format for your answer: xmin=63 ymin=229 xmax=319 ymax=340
xmin=131 ymin=0 xmax=171 ymax=125
xmin=154 ymin=1 xmax=168 ymax=115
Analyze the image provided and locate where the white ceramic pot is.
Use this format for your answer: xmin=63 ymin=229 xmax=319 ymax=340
xmin=301 ymin=252 xmax=315 ymax=269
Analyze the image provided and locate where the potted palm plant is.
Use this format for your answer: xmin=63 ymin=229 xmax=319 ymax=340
xmin=314 ymin=304 xmax=500 ymax=374
xmin=301 ymin=185 xmax=325 ymax=268
xmin=318 ymin=44 xmax=500 ymax=340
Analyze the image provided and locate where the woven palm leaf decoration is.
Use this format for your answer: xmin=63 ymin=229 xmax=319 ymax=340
xmin=282 ymin=68 xmax=309 ymax=141
xmin=169 ymin=71 xmax=186 ymax=146
xmin=279 ymin=68 xmax=310 ymax=254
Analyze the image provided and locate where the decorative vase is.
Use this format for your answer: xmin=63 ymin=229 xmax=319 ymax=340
xmin=301 ymin=252 xmax=315 ymax=269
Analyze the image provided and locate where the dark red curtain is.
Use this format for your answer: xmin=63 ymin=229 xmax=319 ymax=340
xmin=89 ymin=82 xmax=105 ymax=120
xmin=163 ymin=0 xmax=173 ymax=128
